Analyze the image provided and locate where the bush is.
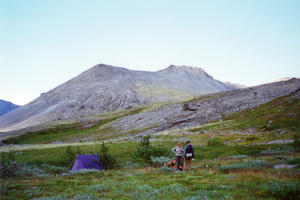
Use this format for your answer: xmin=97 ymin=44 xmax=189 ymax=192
xmin=0 ymin=152 xmax=20 ymax=178
xmin=151 ymin=156 xmax=171 ymax=167
xmin=95 ymin=142 xmax=118 ymax=170
xmin=218 ymin=160 xmax=273 ymax=173
xmin=292 ymin=133 xmax=300 ymax=151
xmin=131 ymin=136 xmax=171 ymax=165
xmin=264 ymin=181 xmax=300 ymax=200
xmin=245 ymin=136 xmax=259 ymax=141
xmin=41 ymin=164 xmax=69 ymax=175
xmin=1 ymin=152 xmax=69 ymax=178
xmin=158 ymin=166 xmax=173 ymax=173
xmin=260 ymin=148 xmax=293 ymax=156
xmin=15 ymin=164 xmax=52 ymax=178
xmin=159 ymin=183 xmax=187 ymax=195
xmin=184 ymin=189 xmax=232 ymax=200
xmin=207 ymin=138 xmax=224 ymax=146
xmin=287 ymin=158 xmax=300 ymax=168
xmin=59 ymin=145 xmax=82 ymax=167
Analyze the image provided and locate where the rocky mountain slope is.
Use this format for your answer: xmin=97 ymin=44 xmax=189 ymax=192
xmin=0 ymin=64 xmax=241 ymax=132
xmin=105 ymin=78 xmax=300 ymax=138
xmin=0 ymin=100 xmax=20 ymax=116
xmin=0 ymin=78 xmax=299 ymax=144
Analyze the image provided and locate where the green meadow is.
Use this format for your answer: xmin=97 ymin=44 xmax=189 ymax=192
xmin=1 ymin=93 xmax=299 ymax=199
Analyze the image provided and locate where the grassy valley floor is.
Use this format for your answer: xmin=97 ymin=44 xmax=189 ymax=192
xmin=1 ymin=139 xmax=299 ymax=200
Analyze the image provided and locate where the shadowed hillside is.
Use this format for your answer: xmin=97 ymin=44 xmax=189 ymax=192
xmin=0 ymin=99 xmax=20 ymax=116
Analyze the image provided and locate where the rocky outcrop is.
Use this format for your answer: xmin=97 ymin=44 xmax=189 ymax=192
xmin=0 ymin=64 xmax=241 ymax=132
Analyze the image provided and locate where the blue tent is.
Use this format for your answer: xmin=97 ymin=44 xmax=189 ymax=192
xmin=71 ymin=154 xmax=103 ymax=172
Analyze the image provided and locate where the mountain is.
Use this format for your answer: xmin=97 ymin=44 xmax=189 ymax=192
xmin=0 ymin=64 xmax=242 ymax=132
xmin=105 ymin=78 xmax=300 ymax=138
xmin=0 ymin=100 xmax=20 ymax=116
xmin=1 ymin=78 xmax=299 ymax=144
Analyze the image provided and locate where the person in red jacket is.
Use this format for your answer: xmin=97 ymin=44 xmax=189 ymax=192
xmin=184 ymin=141 xmax=194 ymax=171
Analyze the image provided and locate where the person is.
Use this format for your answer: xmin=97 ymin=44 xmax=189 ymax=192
xmin=184 ymin=141 xmax=194 ymax=171
xmin=172 ymin=143 xmax=184 ymax=171
xmin=165 ymin=159 xmax=176 ymax=169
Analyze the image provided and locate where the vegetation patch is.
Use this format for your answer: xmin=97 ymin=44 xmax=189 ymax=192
xmin=218 ymin=160 xmax=274 ymax=173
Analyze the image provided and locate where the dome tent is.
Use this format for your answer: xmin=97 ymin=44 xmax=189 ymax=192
xmin=71 ymin=154 xmax=103 ymax=172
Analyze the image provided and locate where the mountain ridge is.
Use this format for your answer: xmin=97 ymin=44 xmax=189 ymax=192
xmin=0 ymin=99 xmax=20 ymax=116
xmin=0 ymin=64 xmax=242 ymax=132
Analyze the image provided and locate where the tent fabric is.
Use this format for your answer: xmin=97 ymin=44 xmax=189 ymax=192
xmin=71 ymin=154 xmax=102 ymax=172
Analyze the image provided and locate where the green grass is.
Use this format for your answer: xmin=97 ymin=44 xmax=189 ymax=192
xmin=1 ymin=139 xmax=299 ymax=199
xmin=1 ymin=90 xmax=299 ymax=199
xmin=2 ymin=107 xmax=146 ymax=145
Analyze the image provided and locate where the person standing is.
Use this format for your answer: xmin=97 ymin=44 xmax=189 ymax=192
xmin=184 ymin=141 xmax=194 ymax=171
xmin=172 ymin=143 xmax=184 ymax=170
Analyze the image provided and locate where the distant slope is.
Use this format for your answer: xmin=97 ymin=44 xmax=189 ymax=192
xmin=0 ymin=64 xmax=241 ymax=132
xmin=0 ymin=100 xmax=20 ymax=116
xmin=193 ymin=88 xmax=300 ymax=132
xmin=106 ymin=78 xmax=300 ymax=137
xmin=2 ymin=78 xmax=299 ymax=144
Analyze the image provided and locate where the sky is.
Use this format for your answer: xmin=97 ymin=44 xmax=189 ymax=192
xmin=1 ymin=0 xmax=299 ymax=105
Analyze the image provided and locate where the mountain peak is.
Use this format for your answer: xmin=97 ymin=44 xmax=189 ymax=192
xmin=0 ymin=63 xmax=242 ymax=132
xmin=160 ymin=65 xmax=212 ymax=78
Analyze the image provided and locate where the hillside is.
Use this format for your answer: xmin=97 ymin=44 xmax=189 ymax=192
xmin=1 ymin=78 xmax=299 ymax=144
xmin=0 ymin=99 xmax=20 ymax=116
xmin=0 ymin=78 xmax=299 ymax=200
xmin=0 ymin=64 xmax=241 ymax=132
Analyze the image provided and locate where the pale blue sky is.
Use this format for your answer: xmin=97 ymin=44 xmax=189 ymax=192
xmin=1 ymin=0 xmax=299 ymax=105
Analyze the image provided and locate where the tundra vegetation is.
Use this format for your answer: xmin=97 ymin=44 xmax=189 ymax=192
xmin=0 ymin=93 xmax=299 ymax=200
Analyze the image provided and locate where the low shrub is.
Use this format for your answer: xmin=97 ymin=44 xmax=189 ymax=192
xmin=71 ymin=169 xmax=102 ymax=175
xmin=131 ymin=136 xmax=171 ymax=165
xmin=207 ymin=138 xmax=224 ymax=146
xmin=184 ymin=189 xmax=232 ymax=200
xmin=41 ymin=164 xmax=69 ymax=175
xmin=158 ymin=166 xmax=173 ymax=173
xmin=85 ymin=183 xmax=110 ymax=193
xmin=199 ymin=163 xmax=221 ymax=169
xmin=227 ymin=155 xmax=249 ymax=159
xmin=287 ymin=158 xmax=300 ymax=167
xmin=151 ymin=156 xmax=171 ymax=167
xmin=260 ymin=148 xmax=293 ymax=156
xmin=160 ymin=183 xmax=187 ymax=195
xmin=123 ymin=161 xmax=141 ymax=169
xmin=245 ymin=136 xmax=259 ymax=141
xmin=0 ymin=181 xmax=9 ymax=195
xmin=15 ymin=164 xmax=53 ymax=178
xmin=218 ymin=160 xmax=273 ymax=173
xmin=0 ymin=152 xmax=20 ymax=178
xmin=132 ymin=185 xmax=159 ymax=199
xmin=131 ymin=183 xmax=187 ymax=199
xmin=1 ymin=152 xmax=69 ymax=179
xmin=264 ymin=181 xmax=300 ymax=200
xmin=260 ymin=149 xmax=283 ymax=156
xmin=32 ymin=194 xmax=98 ymax=200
